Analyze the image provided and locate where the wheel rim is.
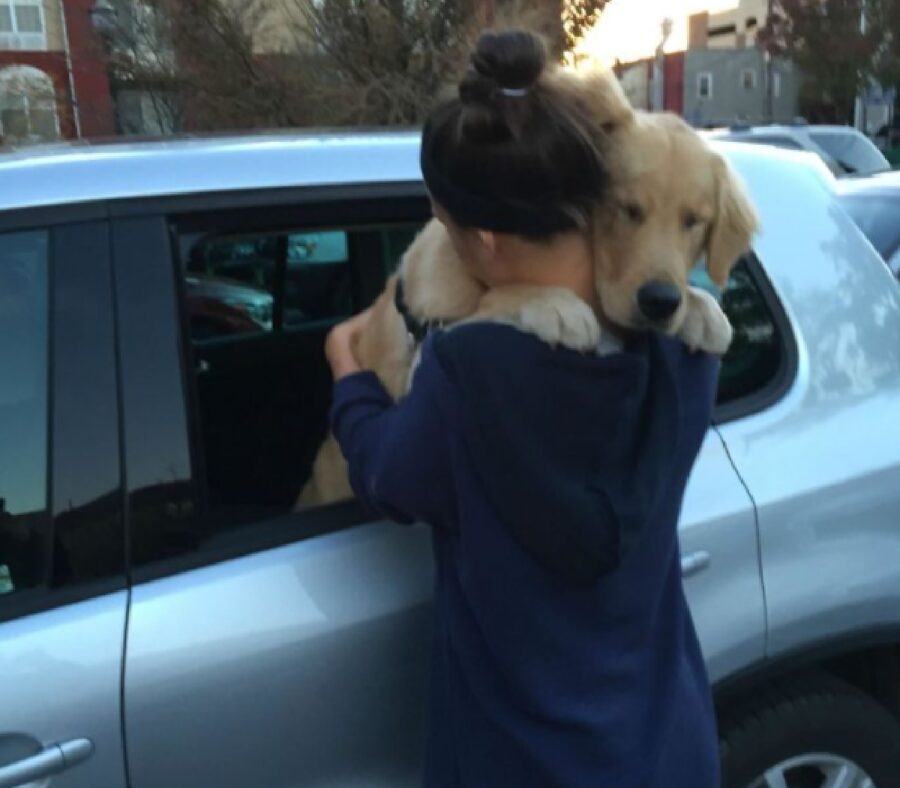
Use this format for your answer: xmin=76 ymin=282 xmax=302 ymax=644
xmin=747 ymin=753 xmax=876 ymax=788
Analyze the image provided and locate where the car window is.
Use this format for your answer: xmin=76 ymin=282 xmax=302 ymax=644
xmin=383 ymin=226 xmax=420 ymax=275
xmin=0 ymin=230 xmax=49 ymax=596
xmin=159 ymin=212 xmax=784 ymax=565
xmin=705 ymin=257 xmax=785 ymax=408
xmin=175 ymin=220 xmax=422 ymax=539
xmin=184 ymin=229 xmax=353 ymax=340
xmin=838 ymin=193 xmax=900 ymax=263
xmin=808 ymin=131 xmax=890 ymax=175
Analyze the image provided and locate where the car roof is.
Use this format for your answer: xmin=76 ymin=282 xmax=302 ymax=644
xmin=0 ymin=130 xmax=423 ymax=214
xmin=834 ymin=169 xmax=900 ymax=196
xmin=0 ymin=129 xmax=822 ymax=214
xmin=709 ymin=124 xmax=865 ymax=138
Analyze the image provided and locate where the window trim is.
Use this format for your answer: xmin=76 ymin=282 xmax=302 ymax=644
xmin=698 ymin=71 xmax=714 ymax=100
xmin=741 ymin=68 xmax=757 ymax=91
xmin=0 ymin=1 xmax=47 ymax=53
xmin=0 ymin=64 xmax=59 ymax=141
xmin=712 ymin=253 xmax=798 ymax=425
xmin=0 ymin=220 xmax=126 ymax=624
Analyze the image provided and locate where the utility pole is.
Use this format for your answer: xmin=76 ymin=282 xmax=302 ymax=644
xmin=853 ymin=0 xmax=867 ymax=130
xmin=484 ymin=0 xmax=495 ymax=26
xmin=652 ymin=17 xmax=673 ymax=112
xmin=763 ymin=0 xmax=774 ymax=123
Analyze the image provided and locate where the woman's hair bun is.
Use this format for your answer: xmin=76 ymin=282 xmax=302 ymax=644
xmin=457 ymin=29 xmax=547 ymax=140
xmin=470 ymin=29 xmax=547 ymax=91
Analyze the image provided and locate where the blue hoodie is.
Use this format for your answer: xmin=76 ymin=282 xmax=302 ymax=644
xmin=330 ymin=322 xmax=720 ymax=788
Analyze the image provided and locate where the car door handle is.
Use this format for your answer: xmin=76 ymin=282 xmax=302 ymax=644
xmin=0 ymin=738 xmax=93 ymax=788
xmin=680 ymin=550 xmax=711 ymax=578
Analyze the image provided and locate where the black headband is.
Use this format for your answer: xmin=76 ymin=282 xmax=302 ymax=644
xmin=419 ymin=137 xmax=582 ymax=238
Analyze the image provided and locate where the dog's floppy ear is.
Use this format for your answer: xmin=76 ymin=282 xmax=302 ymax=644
xmin=552 ymin=67 xmax=635 ymax=134
xmin=706 ymin=155 xmax=759 ymax=288
xmin=576 ymin=69 xmax=635 ymax=132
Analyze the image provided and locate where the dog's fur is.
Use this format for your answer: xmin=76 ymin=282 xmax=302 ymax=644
xmin=297 ymin=67 xmax=759 ymax=508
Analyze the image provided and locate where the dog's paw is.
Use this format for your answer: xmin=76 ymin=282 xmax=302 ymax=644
xmin=475 ymin=287 xmax=601 ymax=351
xmin=677 ymin=287 xmax=733 ymax=355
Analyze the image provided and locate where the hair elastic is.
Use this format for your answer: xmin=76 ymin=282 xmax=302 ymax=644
xmin=500 ymin=87 xmax=528 ymax=97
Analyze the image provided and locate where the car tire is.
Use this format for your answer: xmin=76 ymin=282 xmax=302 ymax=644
xmin=719 ymin=670 xmax=900 ymax=788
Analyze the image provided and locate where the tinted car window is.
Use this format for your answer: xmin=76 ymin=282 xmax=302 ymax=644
xmin=383 ymin=226 xmax=420 ymax=275
xmin=172 ymin=220 xmax=421 ymax=543
xmin=185 ymin=229 xmax=352 ymax=340
xmin=808 ymin=131 xmax=890 ymax=175
xmin=691 ymin=257 xmax=784 ymax=408
xmin=0 ymin=230 xmax=48 ymax=595
xmin=838 ymin=193 xmax=900 ymax=262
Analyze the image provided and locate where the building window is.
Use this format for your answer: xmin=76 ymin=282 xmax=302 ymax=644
xmin=742 ymin=69 xmax=757 ymax=90
xmin=0 ymin=0 xmax=46 ymax=50
xmin=773 ymin=72 xmax=782 ymax=99
xmin=698 ymin=72 xmax=714 ymax=100
xmin=0 ymin=66 xmax=59 ymax=143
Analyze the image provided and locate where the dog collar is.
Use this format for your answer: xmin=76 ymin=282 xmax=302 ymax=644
xmin=394 ymin=277 xmax=452 ymax=346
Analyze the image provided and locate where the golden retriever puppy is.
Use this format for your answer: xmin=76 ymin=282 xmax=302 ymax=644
xmin=296 ymin=70 xmax=758 ymax=508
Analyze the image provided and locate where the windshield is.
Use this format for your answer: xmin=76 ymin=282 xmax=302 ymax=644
xmin=839 ymin=193 xmax=900 ymax=261
xmin=809 ymin=131 xmax=891 ymax=175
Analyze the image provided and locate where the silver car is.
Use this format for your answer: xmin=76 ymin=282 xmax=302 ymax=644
xmin=2 ymin=134 xmax=900 ymax=788
xmin=707 ymin=123 xmax=892 ymax=178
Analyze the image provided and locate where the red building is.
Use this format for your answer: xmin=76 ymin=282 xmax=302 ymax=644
xmin=614 ymin=52 xmax=684 ymax=116
xmin=0 ymin=0 xmax=115 ymax=143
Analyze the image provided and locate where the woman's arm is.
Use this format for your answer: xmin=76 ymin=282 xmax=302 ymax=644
xmin=326 ymin=314 xmax=454 ymax=527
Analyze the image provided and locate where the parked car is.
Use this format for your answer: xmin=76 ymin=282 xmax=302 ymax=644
xmin=2 ymin=132 xmax=900 ymax=788
xmin=185 ymin=274 xmax=274 ymax=338
xmin=707 ymin=123 xmax=892 ymax=177
xmin=836 ymin=170 xmax=900 ymax=277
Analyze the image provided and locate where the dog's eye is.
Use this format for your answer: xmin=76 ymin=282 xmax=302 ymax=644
xmin=622 ymin=202 xmax=645 ymax=224
xmin=684 ymin=211 xmax=700 ymax=230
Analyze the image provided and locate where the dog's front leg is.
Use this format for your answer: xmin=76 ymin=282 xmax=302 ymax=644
xmin=469 ymin=285 xmax=601 ymax=352
xmin=676 ymin=286 xmax=733 ymax=355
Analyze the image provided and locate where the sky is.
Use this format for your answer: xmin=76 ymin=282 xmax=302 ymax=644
xmin=579 ymin=0 xmax=741 ymax=66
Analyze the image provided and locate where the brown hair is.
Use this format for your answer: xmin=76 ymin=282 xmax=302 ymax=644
xmin=420 ymin=29 xmax=608 ymax=239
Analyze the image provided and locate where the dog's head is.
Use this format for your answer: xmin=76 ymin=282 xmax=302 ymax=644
xmin=590 ymin=111 xmax=758 ymax=333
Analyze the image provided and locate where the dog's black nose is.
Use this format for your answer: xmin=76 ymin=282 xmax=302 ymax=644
xmin=637 ymin=281 xmax=682 ymax=323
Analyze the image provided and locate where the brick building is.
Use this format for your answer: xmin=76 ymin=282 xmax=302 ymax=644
xmin=0 ymin=0 xmax=115 ymax=144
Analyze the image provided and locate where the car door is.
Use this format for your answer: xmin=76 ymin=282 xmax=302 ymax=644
xmin=677 ymin=257 xmax=786 ymax=684
xmin=114 ymin=195 xmax=433 ymax=788
xmin=0 ymin=219 xmax=127 ymax=787
xmin=715 ymin=154 xmax=900 ymax=659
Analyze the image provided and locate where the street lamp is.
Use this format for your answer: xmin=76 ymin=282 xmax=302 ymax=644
xmin=652 ymin=18 xmax=673 ymax=112
xmin=89 ymin=0 xmax=118 ymax=43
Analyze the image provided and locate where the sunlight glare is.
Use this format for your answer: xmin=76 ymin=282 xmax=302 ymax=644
xmin=579 ymin=0 xmax=742 ymax=67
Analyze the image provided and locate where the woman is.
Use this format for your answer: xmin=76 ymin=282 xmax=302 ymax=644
xmin=326 ymin=30 xmax=720 ymax=788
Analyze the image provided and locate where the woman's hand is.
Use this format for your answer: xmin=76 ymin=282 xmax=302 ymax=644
xmin=325 ymin=308 xmax=373 ymax=381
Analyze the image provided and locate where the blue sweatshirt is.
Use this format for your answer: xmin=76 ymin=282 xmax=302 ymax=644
xmin=330 ymin=322 xmax=720 ymax=788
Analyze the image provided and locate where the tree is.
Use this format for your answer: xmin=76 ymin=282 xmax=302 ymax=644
xmin=562 ymin=0 xmax=610 ymax=54
xmin=288 ymin=0 xmax=579 ymax=126
xmin=107 ymin=0 xmax=315 ymax=133
xmin=287 ymin=0 xmax=482 ymax=126
xmin=758 ymin=0 xmax=882 ymax=123
xmin=867 ymin=0 xmax=900 ymax=90
xmin=103 ymin=0 xmax=607 ymax=133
